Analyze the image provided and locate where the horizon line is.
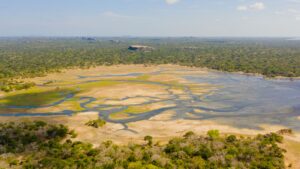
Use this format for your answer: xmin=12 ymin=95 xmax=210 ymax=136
xmin=0 ymin=36 xmax=299 ymax=39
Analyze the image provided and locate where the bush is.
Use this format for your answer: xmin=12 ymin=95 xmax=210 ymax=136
xmin=207 ymin=130 xmax=220 ymax=139
xmin=144 ymin=135 xmax=153 ymax=146
xmin=85 ymin=118 xmax=106 ymax=128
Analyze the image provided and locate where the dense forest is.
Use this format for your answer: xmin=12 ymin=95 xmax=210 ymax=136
xmin=1 ymin=37 xmax=300 ymax=92
xmin=0 ymin=121 xmax=286 ymax=169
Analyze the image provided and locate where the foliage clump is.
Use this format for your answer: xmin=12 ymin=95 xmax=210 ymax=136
xmin=277 ymin=128 xmax=293 ymax=135
xmin=85 ymin=118 xmax=106 ymax=128
xmin=0 ymin=80 xmax=35 ymax=92
xmin=0 ymin=121 xmax=69 ymax=154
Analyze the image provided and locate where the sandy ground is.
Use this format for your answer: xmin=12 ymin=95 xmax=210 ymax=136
xmin=1 ymin=111 xmax=299 ymax=144
xmin=80 ymin=83 xmax=169 ymax=100
xmin=25 ymin=64 xmax=203 ymax=84
xmin=281 ymin=139 xmax=300 ymax=168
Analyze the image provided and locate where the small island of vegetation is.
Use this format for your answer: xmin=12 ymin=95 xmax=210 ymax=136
xmin=85 ymin=118 xmax=106 ymax=128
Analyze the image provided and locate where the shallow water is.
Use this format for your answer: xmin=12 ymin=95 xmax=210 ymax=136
xmin=185 ymin=72 xmax=300 ymax=130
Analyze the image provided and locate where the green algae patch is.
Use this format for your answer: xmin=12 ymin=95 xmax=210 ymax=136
xmin=136 ymin=74 xmax=151 ymax=81
xmin=77 ymin=80 xmax=121 ymax=89
xmin=117 ymin=106 xmax=149 ymax=115
xmin=0 ymin=87 xmax=78 ymax=107
xmin=43 ymin=80 xmax=79 ymax=87
xmin=109 ymin=112 xmax=130 ymax=119
xmin=122 ymin=106 xmax=149 ymax=114
xmin=64 ymin=100 xmax=84 ymax=111
xmin=109 ymin=106 xmax=151 ymax=119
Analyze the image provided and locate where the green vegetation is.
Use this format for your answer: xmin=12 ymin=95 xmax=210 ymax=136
xmin=136 ymin=74 xmax=151 ymax=81
xmin=0 ymin=88 xmax=76 ymax=107
xmin=1 ymin=37 xmax=300 ymax=92
xmin=109 ymin=106 xmax=151 ymax=119
xmin=207 ymin=129 xmax=220 ymax=139
xmin=144 ymin=135 xmax=153 ymax=146
xmin=277 ymin=128 xmax=293 ymax=135
xmin=0 ymin=80 xmax=35 ymax=92
xmin=78 ymin=80 xmax=120 ymax=90
xmin=85 ymin=118 xmax=106 ymax=128
xmin=0 ymin=121 xmax=286 ymax=169
xmin=0 ymin=121 xmax=69 ymax=154
xmin=118 ymin=106 xmax=149 ymax=114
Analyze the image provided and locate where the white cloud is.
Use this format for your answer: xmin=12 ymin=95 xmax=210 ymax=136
xmin=237 ymin=6 xmax=248 ymax=11
xmin=275 ymin=11 xmax=285 ymax=15
xmin=165 ymin=0 xmax=180 ymax=5
xmin=274 ymin=9 xmax=300 ymax=21
xmin=288 ymin=0 xmax=300 ymax=3
xmin=288 ymin=9 xmax=300 ymax=14
xmin=237 ymin=2 xmax=265 ymax=11
xmin=249 ymin=2 xmax=265 ymax=11
xmin=288 ymin=9 xmax=300 ymax=21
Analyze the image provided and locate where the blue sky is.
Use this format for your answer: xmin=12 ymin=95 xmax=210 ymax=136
xmin=0 ymin=0 xmax=300 ymax=37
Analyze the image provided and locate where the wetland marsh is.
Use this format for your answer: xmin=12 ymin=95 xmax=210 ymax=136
xmin=0 ymin=65 xmax=299 ymax=133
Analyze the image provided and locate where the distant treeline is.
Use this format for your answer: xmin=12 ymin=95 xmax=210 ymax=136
xmin=0 ymin=121 xmax=286 ymax=169
xmin=1 ymin=37 xmax=300 ymax=91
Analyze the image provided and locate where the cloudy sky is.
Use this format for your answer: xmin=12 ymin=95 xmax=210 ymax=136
xmin=0 ymin=0 xmax=300 ymax=37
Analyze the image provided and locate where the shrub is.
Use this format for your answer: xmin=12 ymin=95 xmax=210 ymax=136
xmin=207 ymin=130 xmax=220 ymax=139
xmin=85 ymin=118 xmax=106 ymax=128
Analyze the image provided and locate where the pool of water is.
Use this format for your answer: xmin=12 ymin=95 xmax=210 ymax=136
xmin=185 ymin=72 xmax=300 ymax=130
